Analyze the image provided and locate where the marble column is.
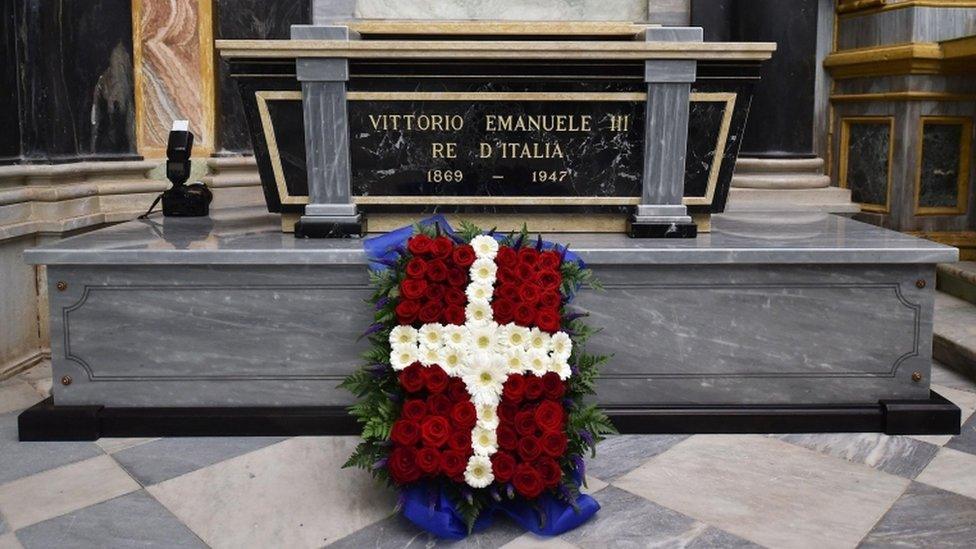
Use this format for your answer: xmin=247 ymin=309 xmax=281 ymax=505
xmin=292 ymin=25 xmax=362 ymax=238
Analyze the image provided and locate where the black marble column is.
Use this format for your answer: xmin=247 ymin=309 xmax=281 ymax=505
xmin=215 ymin=0 xmax=311 ymax=154
xmin=2 ymin=0 xmax=137 ymax=164
xmin=691 ymin=0 xmax=819 ymax=158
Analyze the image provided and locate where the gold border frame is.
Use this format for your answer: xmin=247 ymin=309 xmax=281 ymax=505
xmin=255 ymin=90 xmax=736 ymax=208
xmin=838 ymin=116 xmax=895 ymax=214
xmin=914 ymin=115 xmax=973 ymax=216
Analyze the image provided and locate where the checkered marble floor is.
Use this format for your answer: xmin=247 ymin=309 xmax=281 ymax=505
xmin=2 ymin=362 xmax=976 ymax=549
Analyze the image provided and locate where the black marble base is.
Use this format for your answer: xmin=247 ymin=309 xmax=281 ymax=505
xmin=18 ymin=392 xmax=960 ymax=441
xmin=627 ymin=220 xmax=699 ymax=238
xmin=294 ymin=218 xmax=364 ymax=238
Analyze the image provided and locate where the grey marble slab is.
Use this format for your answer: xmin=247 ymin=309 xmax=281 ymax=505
xmin=329 ymin=511 xmax=524 ymax=548
xmin=0 ymin=412 xmax=103 ymax=485
xmin=859 ymin=482 xmax=976 ymax=548
xmin=23 ymin=207 xmax=958 ymax=265
xmin=112 ymin=437 xmax=287 ymax=486
xmin=15 ymin=490 xmax=206 ymax=549
xmin=586 ymin=434 xmax=690 ymax=481
xmin=775 ymin=433 xmax=939 ymax=479
xmin=946 ymin=412 xmax=976 ymax=456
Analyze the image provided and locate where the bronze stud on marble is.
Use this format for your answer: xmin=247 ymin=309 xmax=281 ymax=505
xmin=61 ymin=375 xmax=72 ymax=386
xmin=915 ymin=279 xmax=926 ymax=289
xmin=912 ymin=371 xmax=923 ymax=382
xmin=56 ymin=281 xmax=67 ymax=291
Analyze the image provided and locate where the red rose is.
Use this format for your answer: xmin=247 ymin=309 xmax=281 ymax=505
xmin=497 ymin=267 xmax=516 ymax=284
xmin=516 ymin=264 xmax=536 ymax=284
xmin=536 ymin=457 xmax=562 ymax=487
xmin=496 ymin=424 xmax=517 ymax=450
xmin=389 ymin=447 xmax=421 ymax=484
xmin=518 ymin=284 xmax=541 ymax=306
xmin=524 ymin=376 xmax=544 ymax=401
xmin=517 ymin=247 xmax=540 ymax=266
xmin=541 ymin=431 xmax=568 ymax=458
xmin=400 ymin=279 xmax=428 ymax=300
xmin=496 ymin=246 xmax=517 ymax=269
xmin=535 ymin=308 xmax=561 ymax=333
xmin=447 ymin=268 xmax=468 ymax=288
xmin=418 ymin=302 xmax=443 ymax=324
xmin=451 ymin=244 xmax=476 ymax=267
xmin=402 ymin=399 xmax=427 ymax=421
xmin=492 ymin=452 xmax=517 ymax=483
xmin=405 ymin=258 xmax=428 ymax=279
xmin=444 ymin=305 xmax=465 ymax=325
xmin=448 ymin=379 xmax=468 ymax=402
xmin=497 ymin=401 xmax=518 ymax=423
xmin=535 ymin=269 xmax=561 ymax=291
xmin=517 ymin=435 xmax=542 ymax=461
xmin=541 ymin=372 xmax=565 ymax=400
xmin=514 ymin=410 xmax=537 ymax=436
xmin=539 ymin=291 xmax=561 ymax=310
xmin=492 ymin=299 xmax=514 ymax=325
xmin=425 ymin=365 xmax=449 ymax=394
xmin=420 ymin=415 xmax=451 ymax=448
xmin=512 ymin=463 xmax=544 ymax=499
xmin=391 ymin=419 xmax=421 ymax=446
xmin=432 ymin=236 xmax=454 ymax=259
xmin=427 ymin=393 xmax=453 ymax=416
xmin=407 ymin=235 xmax=433 ymax=257
xmin=502 ymin=374 xmax=526 ymax=404
xmin=398 ymin=363 xmax=426 ymax=393
xmin=426 ymin=259 xmax=448 ymax=282
xmin=513 ymin=304 xmax=536 ymax=326
xmin=498 ymin=283 xmax=519 ymax=302
xmin=416 ymin=446 xmax=441 ymax=475
xmin=448 ymin=430 xmax=471 ymax=452
xmin=424 ymin=283 xmax=445 ymax=303
xmin=539 ymin=250 xmax=561 ymax=270
xmin=445 ymin=288 xmax=467 ymax=307
xmin=441 ymin=449 xmax=467 ymax=478
xmin=396 ymin=299 xmax=421 ymax=325
xmin=450 ymin=401 xmax=477 ymax=430
xmin=534 ymin=400 xmax=564 ymax=433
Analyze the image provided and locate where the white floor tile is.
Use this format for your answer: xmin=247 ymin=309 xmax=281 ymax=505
xmin=614 ymin=435 xmax=909 ymax=549
xmin=0 ymin=533 xmax=23 ymax=549
xmin=94 ymin=437 xmax=160 ymax=455
xmin=0 ymin=455 xmax=139 ymax=530
xmin=501 ymin=533 xmax=580 ymax=548
xmin=0 ymin=382 xmax=43 ymax=415
xmin=148 ymin=436 xmax=395 ymax=549
xmin=915 ymin=447 xmax=976 ymax=500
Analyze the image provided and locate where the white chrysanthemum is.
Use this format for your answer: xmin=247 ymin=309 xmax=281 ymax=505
xmin=526 ymin=348 xmax=549 ymax=376
xmin=389 ymin=325 xmax=418 ymax=347
xmin=418 ymin=324 xmax=443 ymax=349
xmin=471 ymin=426 xmax=498 ymax=456
xmin=504 ymin=348 xmax=527 ymax=373
xmin=469 ymin=258 xmax=498 ymax=285
xmin=476 ymin=403 xmax=499 ymax=430
xmin=552 ymin=358 xmax=572 ymax=380
xmin=470 ymin=235 xmax=499 ymax=260
xmin=502 ymin=325 xmax=531 ymax=350
xmin=419 ymin=345 xmax=441 ymax=367
xmin=549 ymin=331 xmax=572 ymax=360
xmin=442 ymin=325 xmax=468 ymax=349
xmin=438 ymin=347 xmax=465 ymax=376
xmin=464 ymin=455 xmax=494 ymax=488
xmin=528 ymin=328 xmax=550 ymax=351
xmin=468 ymin=324 xmax=498 ymax=353
xmin=390 ymin=344 xmax=419 ymax=371
xmin=465 ymin=299 xmax=493 ymax=325
xmin=465 ymin=282 xmax=494 ymax=303
xmin=462 ymin=351 xmax=506 ymax=405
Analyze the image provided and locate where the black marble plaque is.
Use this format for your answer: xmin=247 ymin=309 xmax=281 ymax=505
xmin=348 ymin=98 xmax=644 ymax=199
xmin=918 ymin=122 xmax=965 ymax=210
xmin=845 ymin=121 xmax=891 ymax=208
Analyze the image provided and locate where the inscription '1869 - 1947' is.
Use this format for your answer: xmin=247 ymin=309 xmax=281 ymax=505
xmin=348 ymin=98 xmax=645 ymax=200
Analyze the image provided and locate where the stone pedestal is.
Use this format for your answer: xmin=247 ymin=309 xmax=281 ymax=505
xmin=727 ymin=158 xmax=859 ymax=214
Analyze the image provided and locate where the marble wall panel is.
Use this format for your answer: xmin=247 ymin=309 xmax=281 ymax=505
xmin=844 ymin=120 xmax=892 ymax=208
xmin=837 ymin=7 xmax=976 ymax=50
xmin=134 ymin=0 xmax=213 ymax=157
xmin=215 ymin=0 xmax=311 ymax=154
xmin=345 ymin=0 xmax=648 ymax=21
xmin=918 ymin=121 xmax=966 ymax=210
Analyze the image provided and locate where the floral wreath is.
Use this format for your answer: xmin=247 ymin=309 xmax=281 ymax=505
xmin=342 ymin=217 xmax=616 ymax=539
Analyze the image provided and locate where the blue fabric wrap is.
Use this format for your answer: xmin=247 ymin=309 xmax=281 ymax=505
xmin=364 ymin=217 xmax=599 ymax=539
xmin=400 ymin=481 xmax=600 ymax=540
